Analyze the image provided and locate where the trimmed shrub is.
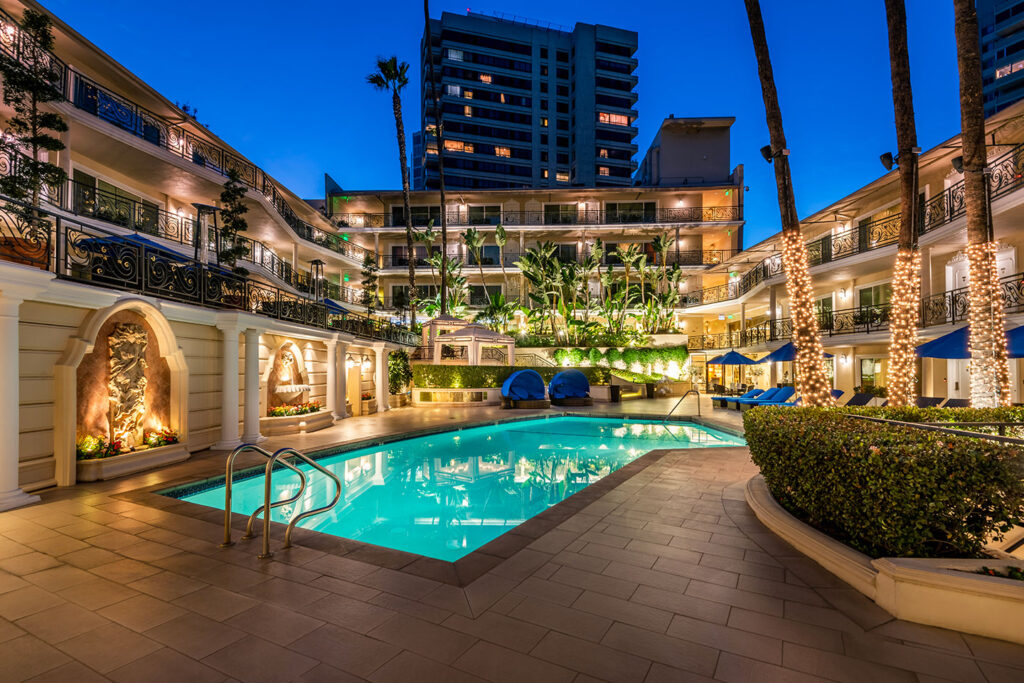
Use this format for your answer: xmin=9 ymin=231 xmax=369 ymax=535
xmin=622 ymin=348 xmax=641 ymax=366
xmin=568 ymin=347 xmax=586 ymax=365
xmin=388 ymin=350 xmax=412 ymax=395
xmin=605 ymin=348 xmax=622 ymax=365
xmin=552 ymin=348 xmax=568 ymax=365
xmin=412 ymin=365 xmax=610 ymax=389
xmin=588 ymin=347 xmax=604 ymax=366
xmin=743 ymin=407 xmax=1024 ymax=558
xmin=611 ymin=369 xmax=663 ymax=384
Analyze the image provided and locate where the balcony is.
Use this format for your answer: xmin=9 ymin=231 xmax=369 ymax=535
xmin=332 ymin=206 xmax=743 ymax=229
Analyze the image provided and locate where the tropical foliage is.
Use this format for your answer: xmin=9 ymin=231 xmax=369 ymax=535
xmin=412 ymin=364 xmax=610 ymax=389
xmin=388 ymin=349 xmax=413 ymax=395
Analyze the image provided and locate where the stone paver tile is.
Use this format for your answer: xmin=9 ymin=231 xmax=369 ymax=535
xmin=0 ymin=537 xmax=31 ymax=560
xmin=144 ymin=612 xmax=246 ymax=659
xmin=57 ymin=577 xmax=139 ymax=610
xmin=297 ymin=591 xmax=396 ymax=633
xmin=310 ymin=574 xmax=381 ymax=601
xmin=514 ymin=576 xmax=582 ymax=607
xmin=89 ymin=558 xmax=162 ymax=584
xmin=172 ymin=585 xmax=258 ymax=621
xmin=370 ymin=649 xmax=487 ymax=683
xmin=290 ymin=624 xmax=401 ymax=678
xmin=443 ymin=611 xmax=547 ymax=653
xmin=15 ymin=601 xmax=110 ymax=644
xmin=22 ymin=565 xmax=93 ymax=592
xmin=202 ymin=634 xmax=318 ymax=683
xmin=98 ymin=594 xmax=187 ymax=632
xmin=735 ymin=574 xmax=829 ymax=607
xmin=870 ymin=620 xmax=971 ymax=655
xmin=356 ymin=567 xmax=440 ymax=600
xmin=56 ymin=622 xmax=162 ymax=673
xmin=600 ymin=523 xmax=675 ymax=546
xmin=488 ymin=548 xmax=553 ymax=582
xmin=816 ymin=588 xmax=893 ymax=630
xmin=0 ymin=570 xmax=29 ymax=594
xmin=57 ymin=547 xmax=121 ymax=569
xmin=601 ymin=560 xmax=691 ymax=594
xmin=0 ymin=615 xmax=24 ymax=643
xmin=601 ymin=622 xmax=718 ymax=679
xmin=127 ymin=570 xmax=205 ymax=601
xmin=963 ymin=633 xmax=1024 ymax=669
xmin=421 ymin=583 xmax=473 ymax=618
xmin=549 ymin=565 xmax=637 ymax=600
xmin=643 ymin=661 xmax=717 ymax=683
xmin=531 ymin=630 xmax=651 ymax=683
xmin=464 ymin=573 xmax=517 ymax=615
xmin=243 ymin=577 xmax=328 ymax=608
xmin=714 ymin=652 xmax=823 ymax=683
xmin=841 ymin=632 xmax=987 ymax=683
xmin=0 ymin=551 xmax=61 ymax=576
xmin=294 ymin=663 xmax=365 ymax=683
xmin=303 ymin=554 xmax=378 ymax=582
xmin=572 ymin=590 xmax=672 ymax=633
xmin=368 ymin=588 xmax=451 ymax=623
xmin=527 ymin=529 xmax=580 ymax=554
xmin=0 ymin=633 xmax=72 ymax=681
xmin=684 ymin=579 xmax=783 ymax=617
xmin=782 ymin=600 xmax=864 ymax=635
xmin=23 ymin=534 xmax=91 ymax=557
xmin=151 ymin=552 xmax=224 ymax=577
xmin=510 ymin=595 xmax=611 ymax=642
xmin=487 ymin=591 xmax=526 ymax=615
xmin=579 ymin=542 xmax=658 ymax=569
xmin=224 ymin=602 xmax=323 ymax=645
xmin=193 ymin=562 xmax=267 ymax=592
xmin=454 ymin=640 xmax=575 ymax=683
xmin=0 ymin=585 xmax=66 ymax=620
xmin=368 ymin=613 xmax=477 ymax=664
xmin=630 ymin=584 xmax=730 ymax=625
xmin=650 ymin=557 xmax=738 ymax=587
xmin=52 ymin=520 xmax=109 ymax=540
xmin=625 ymin=540 xmax=702 ymax=567
xmin=781 ymin=642 xmax=916 ymax=683
xmin=978 ymin=660 xmax=1024 ymax=683
xmin=667 ymin=613 xmax=782 ymax=665
xmin=24 ymin=660 xmax=110 ymax=683
xmin=115 ymin=540 xmax=180 ymax=563
xmin=86 ymin=531 xmax=139 ymax=551
xmin=727 ymin=607 xmax=843 ymax=653
xmin=107 ymin=646 xmax=225 ymax=683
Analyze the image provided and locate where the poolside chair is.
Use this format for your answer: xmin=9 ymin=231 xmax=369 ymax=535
xmin=713 ymin=388 xmax=761 ymax=408
xmin=726 ymin=386 xmax=781 ymax=410
xmin=831 ymin=389 xmax=844 ymax=402
xmin=739 ymin=386 xmax=796 ymax=411
xmin=942 ymin=398 xmax=970 ymax=408
xmin=765 ymin=389 xmax=842 ymax=408
xmin=916 ymin=396 xmax=943 ymax=408
xmin=843 ymin=392 xmax=873 ymax=407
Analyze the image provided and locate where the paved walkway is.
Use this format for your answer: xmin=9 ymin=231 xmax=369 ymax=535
xmin=1 ymin=405 xmax=1023 ymax=682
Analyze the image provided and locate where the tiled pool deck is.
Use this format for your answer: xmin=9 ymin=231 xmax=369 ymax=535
xmin=1 ymin=402 xmax=1023 ymax=682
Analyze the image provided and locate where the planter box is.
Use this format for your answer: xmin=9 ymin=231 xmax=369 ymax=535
xmin=389 ymin=393 xmax=411 ymax=409
xmin=76 ymin=442 xmax=190 ymax=482
xmin=361 ymin=399 xmax=377 ymax=415
xmin=259 ymin=409 xmax=334 ymax=436
xmin=746 ymin=475 xmax=1024 ymax=645
xmin=412 ymin=387 xmax=502 ymax=406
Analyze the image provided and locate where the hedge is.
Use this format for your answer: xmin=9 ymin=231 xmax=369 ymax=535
xmin=552 ymin=344 xmax=688 ymax=368
xmin=412 ymin=365 xmax=611 ymax=389
xmin=743 ymin=407 xmax=1024 ymax=558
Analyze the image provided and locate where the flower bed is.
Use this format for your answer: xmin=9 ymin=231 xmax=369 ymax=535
xmin=267 ymin=401 xmax=322 ymax=417
xmin=75 ymin=430 xmax=187 ymax=482
xmin=743 ymin=407 xmax=1024 ymax=558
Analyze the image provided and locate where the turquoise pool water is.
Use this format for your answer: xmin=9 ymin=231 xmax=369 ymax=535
xmin=171 ymin=416 xmax=744 ymax=561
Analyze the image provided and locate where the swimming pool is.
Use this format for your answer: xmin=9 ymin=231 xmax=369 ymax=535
xmin=169 ymin=416 xmax=744 ymax=562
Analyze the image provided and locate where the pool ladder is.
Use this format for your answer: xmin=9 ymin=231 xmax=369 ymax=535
xmin=664 ymin=389 xmax=701 ymax=422
xmin=220 ymin=444 xmax=342 ymax=559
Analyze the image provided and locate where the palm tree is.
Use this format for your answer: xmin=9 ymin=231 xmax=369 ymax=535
xmin=424 ymin=0 xmax=449 ymax=313
xmin=494 ymin=223 xmax=510 ymax=298
xmin=367 ymin=56 xmax=417 ymax=327
xmin=743 ymin=0 xmax=833 ymax=406
xmin=615 ymin=244 xmax=641 ymax=329
xmin=461 ymin=227 xmax=490 ymax=303
xmin=883 ymin=0 xmax=921 ymax=408
xmin=953 ymin=0 xmax=1011 ymax=406
xmin=651 ymin=234 xmax=673 ymax=294
xmin=415 ymin=220 xmax=439 ymax=290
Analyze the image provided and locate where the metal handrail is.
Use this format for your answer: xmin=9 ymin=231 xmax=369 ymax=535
xmin=257 ymin=447 xmax=343 ymax=559
xmin=220 ymin=444 xmax=306 ymax=548
xmin=665 ymin=389 xmax=701 ymax=421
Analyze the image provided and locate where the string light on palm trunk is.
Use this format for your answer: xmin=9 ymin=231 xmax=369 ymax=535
xmin=779 ymin=230 xmax=834 ymax=407
xmin=967 ymin=240 xmax=1010 ymax=407
xmin=887 ymin=249 xmax=921 ymax=407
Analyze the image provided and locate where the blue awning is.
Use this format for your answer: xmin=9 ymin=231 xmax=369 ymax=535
xmin=707 ymin=350 xmax=757 ymax=365
xmin=757 ymin=342 xmax=834 ymax=363
xmin=549 ymin=370 xmax=590 ymax=399
xmin=79 ymin=233 xmax=189 ymax=261
xmin=917 ymin=325 xmax=1024 ymax=359
xmin=324 ymin=298 xmax=350 ymax=315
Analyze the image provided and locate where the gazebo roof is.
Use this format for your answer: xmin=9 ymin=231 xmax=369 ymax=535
xmin=442 ymin=324 xmax=514 ymax=343
xmin=428 ymin=315 xmax=468 ymax=325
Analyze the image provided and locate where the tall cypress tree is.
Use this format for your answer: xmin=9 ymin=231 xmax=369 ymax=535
xmin=0 ymin=9 xmax=67 ymax=224
xmin=217 ymin=168 xmax=250 ymax=275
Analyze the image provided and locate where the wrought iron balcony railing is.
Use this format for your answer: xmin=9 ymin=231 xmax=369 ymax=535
xmin=331 ymin=206 xmax=742 ymax=229
xmin=0 ymin=197 xmax=415 ymax=345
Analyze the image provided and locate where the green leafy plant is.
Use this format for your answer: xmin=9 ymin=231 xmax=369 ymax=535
xmin=388 ymin=350 xmax=412 ymax=395
xmin=360 ymin=253 xmax=379 ymax=315
xmin=217 ymin=168 xmax=250 ymax=274
xmin=268 ymin=402 xmax=322 ymax=417
xmin=611 ymin=369 xmax=664 ymax=383
xmin=75 ymin=435 xmax=124 ymax=460
xmin=412 ymin=365 xmax=610 ymax=389
xmin=743 ymin=407 xmax=1024 ymax=558
xmin=977 ymin=566 xmax=1024 ymax=581
xmin=143 ymin=428 xmax=179 ymax=448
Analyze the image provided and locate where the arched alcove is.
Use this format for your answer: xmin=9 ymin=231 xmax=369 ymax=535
xmin=260 ymin=338 xmax=312 ymax=415
xmin=54 ymin=298 xmax=189 ymax=485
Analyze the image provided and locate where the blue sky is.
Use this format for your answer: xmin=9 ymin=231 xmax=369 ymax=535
xmin=43 ymin=0 xmax=959 ymax=247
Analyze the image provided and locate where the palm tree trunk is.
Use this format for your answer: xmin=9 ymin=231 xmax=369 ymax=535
xmin=743 ymin=0 xmax=833 ymax=406
xmin=424 ymin=0 xmax=449 ymax=316
xmin=953 ymin=0 xmax=1011 ymax=406
xmin=884 ymin=0 xmax=921 ymax=408
xmin=393 ymin=89 xmax=417 ymax=328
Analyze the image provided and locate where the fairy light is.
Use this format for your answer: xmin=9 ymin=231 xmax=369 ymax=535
xmin=887 ymin=249 xmax=921 ymax=407
xmin=967 ymin=241 xmax=1011 ymax=407
xmin=779 ymin=230 xmax=834 ymax=407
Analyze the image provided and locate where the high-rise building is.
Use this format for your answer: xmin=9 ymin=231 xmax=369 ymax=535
xmin=979 ymin=0 xmax=1024 ymax=116
xmin=414 ymin=11 xmax=638 ymax=191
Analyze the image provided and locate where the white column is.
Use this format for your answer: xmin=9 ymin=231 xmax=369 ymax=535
xmin=291 ymin=242 xmax=299 ymax=269
xmin=375 ymin=345 xmax=390 ymax=413
xmin=241 ymin=328 xmax=264 ymax=443
xmin=198 ymin=213 xmax=210 ymax=264
xmin=326 ymin=340 xmax=337 ymax=418
xmin=0 ymin=296 xmax=39 ymax=511
xmin=335 ymin=342 xmax=350 ymax=420
xmin=214 ymin=325 xmax=242 ymax=450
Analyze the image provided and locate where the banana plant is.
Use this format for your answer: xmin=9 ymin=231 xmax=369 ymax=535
xmin=475 ymin=292 xmax=517 ymax=333
xmin=415 ymin=219 xmax=439 ymax=290
xmin=493 ymin=223 xmax=510 ymax=296
xmin=460 ymin=226 xmax=491 ymax=301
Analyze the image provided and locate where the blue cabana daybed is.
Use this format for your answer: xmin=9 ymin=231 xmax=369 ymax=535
xmin=501 ymin=369 xmax=550 ymax=409
xmin=548 ymin=370 xmax=593 ymax=406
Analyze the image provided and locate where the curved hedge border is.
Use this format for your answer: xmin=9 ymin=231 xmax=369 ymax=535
xmin=743 ymin=407 xmax=1024 ymax=558
xmin=412 ymin=365 xmax=610 ymax=389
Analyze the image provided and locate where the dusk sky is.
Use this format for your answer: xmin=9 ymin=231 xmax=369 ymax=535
xmin=43 ymin=0 xmax=960 ymax=247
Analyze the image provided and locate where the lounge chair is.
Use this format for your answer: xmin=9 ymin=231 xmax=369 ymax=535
xmin=713 ymin=388 xmax=762 ymax=408
xmin=916 ymin=396 xmax=943 ymax=408
xmin=766 ymin=389 xmax=842 ymax=408
xmin=942 ymin=398 xmax=969 ymax=408
xmin=843 ymin=392 xmax=873 ymax=407
xmin=739 ymin=386 xmax=796 ymax=411
xmin=726 ymin=386 xmax=781 ymax=410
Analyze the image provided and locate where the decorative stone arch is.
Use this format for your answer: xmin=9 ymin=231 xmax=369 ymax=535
xmin=260 ymin=337 xmax=313 ymax=414
xmin=53 ymin=297 xmax=189 ymax=485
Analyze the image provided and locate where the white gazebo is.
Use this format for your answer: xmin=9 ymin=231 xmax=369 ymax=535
xmin=422 ymin=314 xmax=470 ymax=347
xmin=431 ymin=323 xmax=515 ymax=366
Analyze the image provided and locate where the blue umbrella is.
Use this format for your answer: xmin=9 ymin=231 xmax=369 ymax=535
xmin=324 ymin=298 xmax=350 ymax=315
xmin=707 ymin=350 xmax=757 ymax=365
xmin=917 ymin=325 xmax=1024 ymax=359
xmin=757 ymin=342 xmax=834 ymax=364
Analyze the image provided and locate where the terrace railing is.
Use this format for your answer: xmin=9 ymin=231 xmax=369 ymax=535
xmin=331 ymin=206 xmax=743 ymax=229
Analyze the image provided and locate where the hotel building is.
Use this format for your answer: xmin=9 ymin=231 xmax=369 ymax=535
xmin=979 ymin=0 xmax=1024 ymax=116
